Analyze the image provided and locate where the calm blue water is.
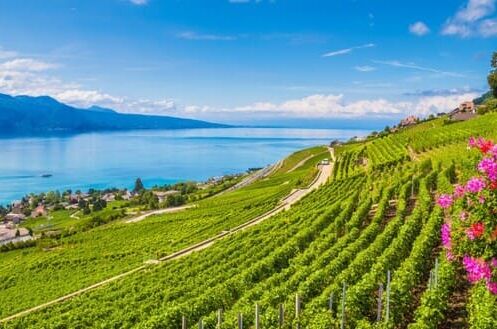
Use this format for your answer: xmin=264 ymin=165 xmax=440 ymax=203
xmin=0 ymin=128 xmax=368 ymax=205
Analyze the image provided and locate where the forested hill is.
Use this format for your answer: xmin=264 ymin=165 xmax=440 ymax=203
xmin=0 ymin=93 xmax=229 ymax=134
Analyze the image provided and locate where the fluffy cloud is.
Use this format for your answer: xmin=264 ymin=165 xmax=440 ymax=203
xmin=182 ymin=93 xmax=477 ymax=119
xmin=409 ymin=21 xmax=430 ymax=36
xmin=442 ymin=0 xmax=497 ymax=37
xmin=0 ymin=58 xmax=57 ymax=72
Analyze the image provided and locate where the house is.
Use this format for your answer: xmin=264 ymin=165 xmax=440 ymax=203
xmin=5 ymin=213 xmax=26 ymax=224
xmin=153 ymin=190 xmax=180 ymax=203
xmin=102 ymin=193 xmax=116 ymax=202
xmin=399 ymin=115 xmax=418 ymax=128
xmin=448 ymin=100 xmax=477 ymax=122
xmin=31 ymin=205 xmax=47 ymax=218
xmin=121 ymin=190 xmax=134 ymax=200
xmin=329 ymin=140 xmax=342 ymax=147
xmin=0 ymin=224 xmax=32 ymax=246
xmin=459 ymin=101 xmax=476 ymax=113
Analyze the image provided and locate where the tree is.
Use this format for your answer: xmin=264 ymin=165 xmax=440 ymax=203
xmin=489 ymin=51 xmax=497 ymax=98
xmin=133 ymin=178 xmax=145 ymax=193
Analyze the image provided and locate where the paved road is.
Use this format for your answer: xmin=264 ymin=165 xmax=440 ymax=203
xmin=0 ymin=148 xmax=334 ymax=324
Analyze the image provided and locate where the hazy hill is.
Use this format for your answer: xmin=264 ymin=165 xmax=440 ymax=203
xmin=0 ymin=93 xmax=229 ymax=134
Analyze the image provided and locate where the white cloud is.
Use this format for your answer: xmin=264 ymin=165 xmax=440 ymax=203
xmin=442 ymin=0 xmax=497 ymax=37
xmin=409 ymin=21 xmax=430 ymax=36
xmin=0 ymin=58 xmax=57 ymax=72
xmin=176 ymin=31 xmax=237 ymax=41
xmin=0 ymin=48 xmax=17 ymax=59
xmin=129 ymin=0 xmax=148 ymax=5
xmin=373 ymin=60 xmax=464 ymax=77
xmin=322 ymin=43 xmax=375 ymax=57
xmin=354 ymin=65 xmax=376 ymax=72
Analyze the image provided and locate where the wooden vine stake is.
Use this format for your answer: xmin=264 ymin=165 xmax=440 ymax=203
xmin=198 ymin=318 xmax=204 ymax=329
xmin=329 ymin=292 xmax=334 ymax=314
xmin=255 ymin=303 xmax=260 ymax=329
xmin=377 ymin=283 xmax=383 ymax=322
xmin=434 ymin=258 xmax=439 ymax=288
xmin=385 ymin=270 xmax=391 ymax=324
xmin=182 ymin=316 xmax=187 ymax=329
xmin=238 ymin=312 xmax=243 ymax=329
xmin=279 ymin=303 xmax=284 ymax=328
xmin=340 ymin=282 xmax=347 ymax=329
xmin=217 ymin=309 xmax=222 ymax=329
xmin=295 ymin=293 xmax=301 ymax=329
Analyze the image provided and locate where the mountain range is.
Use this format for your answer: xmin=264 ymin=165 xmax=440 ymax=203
xmin=0 ymin=93 xmax=228 ymax=134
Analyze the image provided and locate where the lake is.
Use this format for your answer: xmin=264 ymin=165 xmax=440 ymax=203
xmin=0 ymin=128 xmax=368 ymax=205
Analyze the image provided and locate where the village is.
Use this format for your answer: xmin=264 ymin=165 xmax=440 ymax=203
xmin=0 ymin=173 xmax=244 ymax=248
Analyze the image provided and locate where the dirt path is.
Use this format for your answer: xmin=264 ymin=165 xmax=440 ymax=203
xmin=0 ymin=149 xmax=334 ymax=324
xmin=125 ymin=205 xmax=195 ymax=223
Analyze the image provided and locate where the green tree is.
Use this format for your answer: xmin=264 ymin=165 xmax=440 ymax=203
xmin=489 ymin=51 xmax=497 ymax=97
xmin=133 ymin=178 xmax=145 ymax=193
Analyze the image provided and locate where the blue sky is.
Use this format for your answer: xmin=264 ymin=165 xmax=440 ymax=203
xmin=0 ymin=0 xmax=496 ymax=128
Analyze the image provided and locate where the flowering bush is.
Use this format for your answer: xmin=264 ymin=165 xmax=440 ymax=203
xmin=438 ymin=137 xmax=497 ymax=294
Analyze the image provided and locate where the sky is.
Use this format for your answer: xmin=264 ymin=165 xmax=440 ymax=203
xmin=0 ymin=0 xmax=496 ymax=128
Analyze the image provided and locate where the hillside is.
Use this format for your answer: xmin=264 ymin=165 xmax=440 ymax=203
xmin=0 ymin=93 xmax=228 ymax=134
xmin=2 ymin=113 xmax=497 ymax=328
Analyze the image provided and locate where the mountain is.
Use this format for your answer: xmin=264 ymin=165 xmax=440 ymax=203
xmin=0 ymin=93 xmax=229 ymax=134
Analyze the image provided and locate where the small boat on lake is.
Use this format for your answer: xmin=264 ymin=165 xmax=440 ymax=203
xmin=40 ymin=174 xmax=53 ymax=178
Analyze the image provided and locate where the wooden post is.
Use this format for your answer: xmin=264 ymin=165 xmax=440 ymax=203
xmin=295 ymin=294 xmax=301 ymax=329
xmin=182 ymin=316 xmax=187 ymax=329
xmin=377 ymin=283 xmax=383 ymax=322
xmin=255 ymin=303 xmax=260 ymax=329
xmin=340 ymin=283 xmax=347 ymax=329
xmin=279 ymin=304 xmax=284 ymax=328
xmin=385 ymin=270 xmax=391 ymax=323
xmin=217 ymin=309 xmax=222 ymax=328
xmin=198 ymin=318 xmax=204 ymax=329
xmin=238 ymin=312 xmax=243 ymax=329
xmin=329 ymin=292 xmax=334 ymax=314
xmin=434 ymin=258 xmax=439 ymax=288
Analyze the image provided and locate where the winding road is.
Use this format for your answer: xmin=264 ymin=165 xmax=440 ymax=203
xmin=0 ymin=148 xmax=334 ymax=324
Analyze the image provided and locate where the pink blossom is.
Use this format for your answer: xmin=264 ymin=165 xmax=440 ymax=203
xmin=463 ymin=256 xmax=492 ymax=283
xmin=466 ymin=222 xmax=485 ymax=240
xmin=465 ymin=177 xmax=486 ymax=193
xmin=487 ymin=282 xmax=497 ymax=295
xmin=478 ymin=158 xmax=497 ymax=181
xmin=437 ymin=194 xmax=453 ymax=209
xmin=454 ymin=184 xmax=466 ymax=198
xmin=491 ymin=258 xmax=497 ymax=268
xmin=441 ymin=223 xmax=452 ymax=248
xmin=460 ymin=211 xmax=468 ymax=221
xmin=446 ymin=251 xmax=455 ymax=261
xmin=491 ymin=144 xmax=497 ymax=159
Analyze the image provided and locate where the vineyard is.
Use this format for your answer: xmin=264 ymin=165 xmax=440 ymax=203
xmin=3 ymin=113 xmax=497 ymax=328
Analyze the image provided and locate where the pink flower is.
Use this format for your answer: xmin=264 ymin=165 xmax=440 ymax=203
xmin=460 ymin=211 xmax=468 ymax=221
xmin=478 ymin=158 xmax=497 ymax=181
xmin=470 ymin=137 xmax=494 ymax=154
xmin=463 ymin=256 xmax=492 ymax=283
xmin=446 ymin=251 xmax=455 ymax=261
xmin=466 ymin=222 xmax=485 ymax=240
xmin=441 ymin=223 xmax=452 ymax=248
xmin=437 ymin=194 xmax=453 ymax=209
xmin=466 ymin=177 xmax=486 ymax=193
xmin=487 ymin=282 xmax=497 ymax=294
xmin=454 ymin=184 xmax=466 ymax=198
xmin=491 ymin=144 xmax=497 ymax=159
xmin=491 ymin=258 xmax=497 ymax=268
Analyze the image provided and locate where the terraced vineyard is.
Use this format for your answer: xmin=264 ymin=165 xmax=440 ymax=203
xmin=3 ymin=113 xmax=497 ymax=328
